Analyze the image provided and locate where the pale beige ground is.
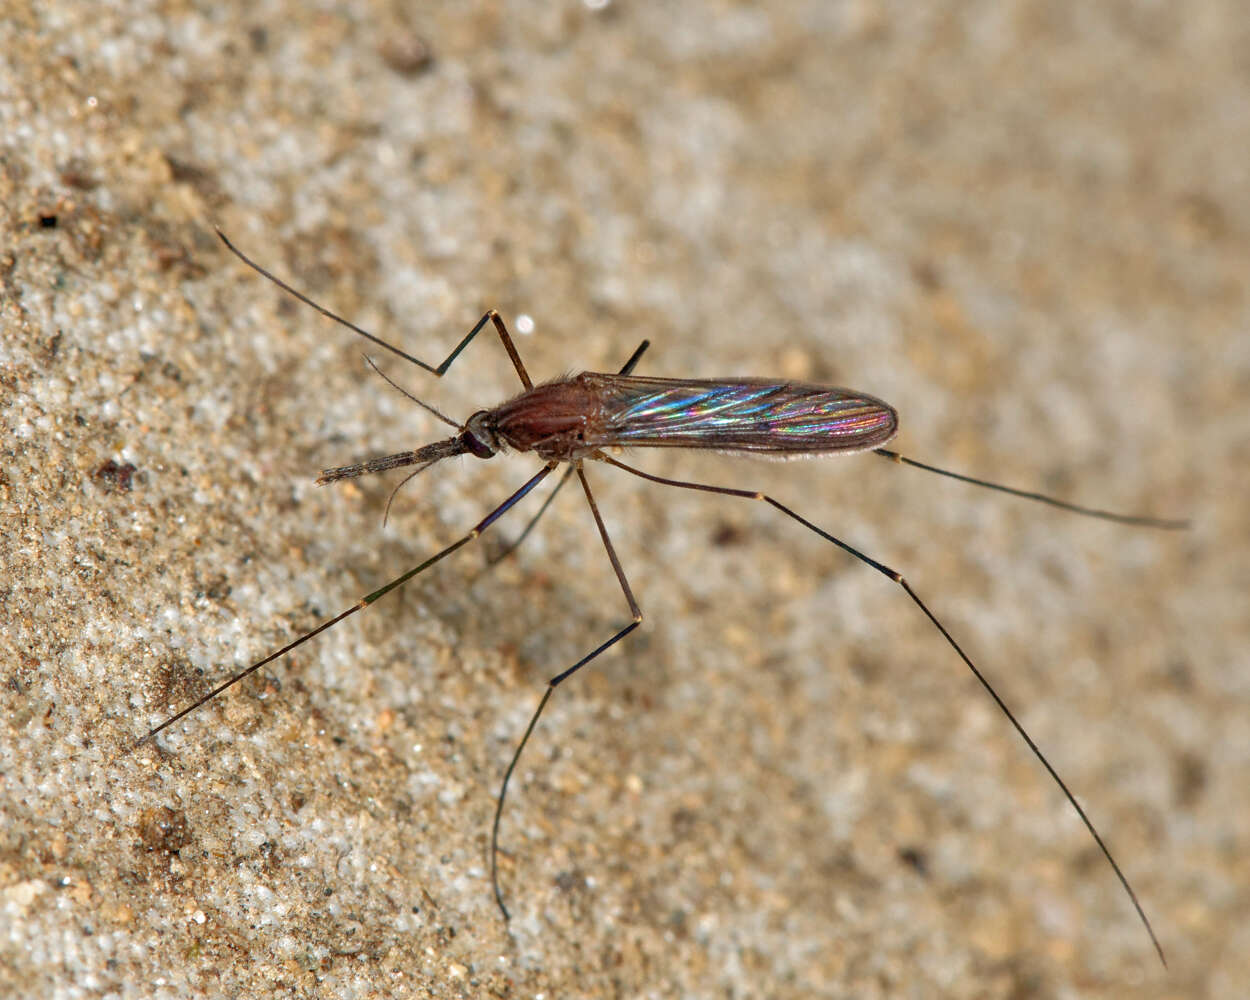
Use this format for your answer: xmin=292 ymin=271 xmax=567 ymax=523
xmin=2 ymin=3 xmax=1246 ymax=998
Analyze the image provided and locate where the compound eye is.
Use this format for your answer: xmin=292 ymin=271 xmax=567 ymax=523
xmin=462 ymin=410 xmax=498 ymax=459
xmin=464 ymin=432 xmax=494 ymax=459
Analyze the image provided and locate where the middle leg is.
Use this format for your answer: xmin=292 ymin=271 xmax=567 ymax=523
xmin=489 ymin=463 xmax=644 ymax=919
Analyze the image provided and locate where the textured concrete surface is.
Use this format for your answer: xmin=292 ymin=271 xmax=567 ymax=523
xmin=2 ymin=2 xmax=1245 ymax=998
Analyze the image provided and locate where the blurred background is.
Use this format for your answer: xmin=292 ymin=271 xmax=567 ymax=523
xmin=2 ymin=2 xmax=1245 ymax=997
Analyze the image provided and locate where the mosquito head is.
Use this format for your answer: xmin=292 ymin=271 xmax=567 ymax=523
xmin=462 ymin=410 xmax=501 ymax=460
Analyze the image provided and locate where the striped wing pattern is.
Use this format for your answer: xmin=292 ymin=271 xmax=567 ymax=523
xmin=581 ymin=374 xmax=897 ymax=455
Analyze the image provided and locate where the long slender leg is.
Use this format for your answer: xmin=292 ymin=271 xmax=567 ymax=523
xmin=483 ymin=465 xmax=576 ymax=568
xmin=600 ymin=454 xmax=1166 ymax=967
xmin=616 ymin=339 xmax=651 ymax=376
xmin=483 ymin=340 xmax=651 ymax=568
xmin=217 ymin=229 xmax=534 ymax=388
xmin=490 ymin=464 xmax=644 ymax=920
xmin=124 ymin=464 xmax=557 ymax=756
xmin=873 ymin=448 xmax=1188 ymax=529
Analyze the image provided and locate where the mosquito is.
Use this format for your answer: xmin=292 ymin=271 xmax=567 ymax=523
xmin=132 ymin=229 xmax=1185 ymax=965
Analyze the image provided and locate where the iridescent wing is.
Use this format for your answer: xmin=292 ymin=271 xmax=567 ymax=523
xmin=581 ymin=374 xmax=898 ymax=455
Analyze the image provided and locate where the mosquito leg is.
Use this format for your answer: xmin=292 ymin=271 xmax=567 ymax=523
xmin=463 ymin=310 xmax=533 ymax=389
xmin=872 ymin=448 xmax=1188 ymax=529
xmin=490 ymin=464 xmax=644 ymax=920
xmin=482 ymin=341 xmax=651 ymax=569
xmin=124 ymin=464 xmax=557 ymax=757
xmin=483 ymin=465 xmax=576 ymax=568
xmin=617 ymin=339 xmax=650 ymax=376
xmin=216 ymin=230 xmax=535 ymax=388
xmin=600 ymin=454 xmax=1166 ymax=967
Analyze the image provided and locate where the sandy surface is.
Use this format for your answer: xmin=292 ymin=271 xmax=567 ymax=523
xmin=2 ymin=2 xmax=1246 ymax=998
